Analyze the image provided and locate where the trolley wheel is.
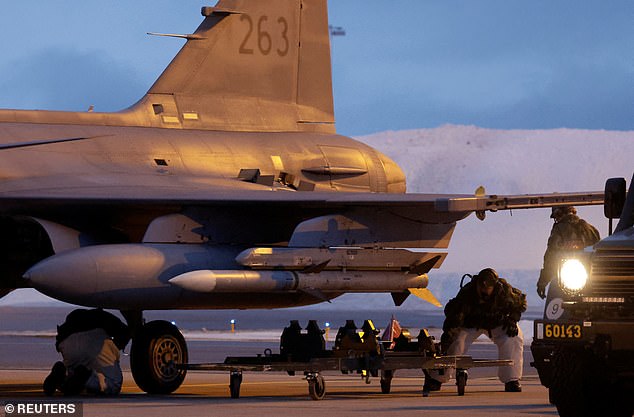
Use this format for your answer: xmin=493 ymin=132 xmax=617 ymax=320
xmin=380 ymin=370 xmax=393 ymax=394
xmin=229 ymin=372 xmax=242 ymax=399
xmin=308 ymin=374 xmax=326 ymax=400
xmin=456 ymin=369 xmax=468 ymax=396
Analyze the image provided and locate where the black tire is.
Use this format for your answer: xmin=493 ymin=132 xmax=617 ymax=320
xmin=308 ymin=374 xmax=326 ymax=400
xmin=456 ymin=370 xmax=467 ymax=396
xmin=380 ymin=370 xmax=393 ymax=394
xmin=547 ymin=386 xmax=555 ymax=405
xmin=550 ymin=346 xmax=631 ymax=417
xmin=550 ymin=346 xmax=592 ymax=417
xmin=130 ymin=320 xmax=188 ymax=394
xmin=229 ymin=372 xmax=242 ymax=399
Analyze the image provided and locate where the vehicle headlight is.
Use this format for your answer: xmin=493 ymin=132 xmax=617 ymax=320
xmin=559 ymin=258 xmax=588 ymax=293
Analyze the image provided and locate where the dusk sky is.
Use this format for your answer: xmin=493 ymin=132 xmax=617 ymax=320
xmin=0 ymin=1 xmax=631 ymax=136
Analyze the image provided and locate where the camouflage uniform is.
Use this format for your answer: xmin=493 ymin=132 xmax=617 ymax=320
xmin=44 ymin=309 xmax=130 ymax=396
xmin=429 ymin=269 xmax=527 ymax=388
xmin=537 ymin=207 xmax=600 ymax=319
xmin=442 ymin=277 xmax=527 ymax=336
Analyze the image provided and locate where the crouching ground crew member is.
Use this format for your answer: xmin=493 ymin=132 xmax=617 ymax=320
xmin=43 ymin=308 xmax=130 ymax=396
xmin=425 ymin=268 xmax=527 ymax=393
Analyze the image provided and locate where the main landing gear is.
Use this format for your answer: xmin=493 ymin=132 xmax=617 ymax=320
xmin=123 ymin=311 xmax=188 ymax=395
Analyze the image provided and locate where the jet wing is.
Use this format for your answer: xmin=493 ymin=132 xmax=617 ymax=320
xmin=8 ymin=175 xmax=603 ymax=309
xmin=0 ymin=173 xmax=604 ymax=249
xmin=0 ymin=173 xmax=603 ymax=215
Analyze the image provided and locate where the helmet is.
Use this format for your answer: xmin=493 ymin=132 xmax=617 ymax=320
xmin=474 ymin=268 xmax=499 ymax=287
xmin=551 ymin=206 xmax=577 ymax=220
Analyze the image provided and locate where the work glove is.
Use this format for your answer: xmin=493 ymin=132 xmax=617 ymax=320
xmin=440 ymin=330 xmax=455 ymax=355
xmin=537 ymin=269 xmax=548 ymax=299
xmin=502 ymin=319 xmax=519 ymax=338
xmin=537 ymin=282 xmax=547 ymax=299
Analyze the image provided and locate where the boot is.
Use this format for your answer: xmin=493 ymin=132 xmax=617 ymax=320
xmin=43 ymin=361 xmax=66 ymax=396
xmin=422 ymin=371 xmax=442 ymax=396
xmin=62 ymin=365 xmax=91 ymax=396
xmin=504 ymin=380 xmax=522 ymax=392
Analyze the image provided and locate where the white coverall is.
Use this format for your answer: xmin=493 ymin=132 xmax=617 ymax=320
xmin=58 ymin=328 xmax=123 ymax=395
xmin=433 ymin=325 xmax=524 ymax=384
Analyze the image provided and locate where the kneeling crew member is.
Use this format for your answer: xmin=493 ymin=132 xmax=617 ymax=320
xmin=426 ymin=268 xmax=527 ymax=392
xmin=43 ymin=308 xmax=130 ymax=396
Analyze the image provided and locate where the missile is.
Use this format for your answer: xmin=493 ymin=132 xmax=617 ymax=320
xmin=235 ymin=247 xmax=447 ymax=272
xmin=168 ymin=269 xmax=428 ymax=293
xmin=168 ymin=270 xmax=297 ymax=292
xmin=23 ymin=242 xmax=431 ymax=308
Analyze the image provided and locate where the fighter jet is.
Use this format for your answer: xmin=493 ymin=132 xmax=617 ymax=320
xmin=0 ymin=0 xmax=602 ymax=393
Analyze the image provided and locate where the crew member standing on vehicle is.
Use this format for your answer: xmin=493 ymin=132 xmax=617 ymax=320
xmin=537 ymin=206 xmax=600 ymax=319
xmin=425 ymin=268 xmax=527 ymax=393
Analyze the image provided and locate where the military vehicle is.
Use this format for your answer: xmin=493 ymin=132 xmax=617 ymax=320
xmin=532 ymin=175 xmax=634 ymax=417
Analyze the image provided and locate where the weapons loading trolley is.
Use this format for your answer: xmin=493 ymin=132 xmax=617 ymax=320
xmin=181 ymin=319 xmax=512 ymax=400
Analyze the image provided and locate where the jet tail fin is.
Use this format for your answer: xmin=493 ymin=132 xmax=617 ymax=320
xmin=133 ymin=0 xmax=334 ymax=133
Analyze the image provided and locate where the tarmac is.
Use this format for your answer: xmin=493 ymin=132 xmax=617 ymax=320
xmin=0 ymin=306 xmax=558 ymax=416
xmin=0 ymin=336 xmax=559 ymax=417
xmin=2 ymin=370 xmax=556 ymax=417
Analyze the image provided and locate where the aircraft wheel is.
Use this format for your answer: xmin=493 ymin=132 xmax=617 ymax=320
xmin=229 ymin=371 xmax=242 ymax=399
xmin=380 ymin=370 xmax=393 ymax=394
xmin=308 ymin=374 xmax=326 ymax=400
xmin=131 ymin=320 xmax=188 ymax=394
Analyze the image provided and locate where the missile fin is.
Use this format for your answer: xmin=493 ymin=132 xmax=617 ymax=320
xmin=408 ymin=288 xmax=442 ymax=308
xmin=409 ymin=255 xmax=442 ymax=275
xmin=301 ymin=260 xmax=330 ymax=274
xmin=300 ymin=288 xmax=332 ymax=303
xmin=391 ymin=291 xmax=410 ymax=306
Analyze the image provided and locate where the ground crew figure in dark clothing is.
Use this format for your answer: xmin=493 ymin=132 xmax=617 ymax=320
xmin=537 ymin=206 xmax=600 ymax=319
xmin=43 ymin=309 xmax=130 ymax=396
xmin=426 ymin=268 xmax=527 ymax=393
